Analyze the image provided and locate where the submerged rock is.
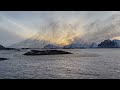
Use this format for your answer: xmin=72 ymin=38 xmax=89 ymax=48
xmin=0 ymin=58 xmax=8 ymax=61
xmin=24 ymin=50 xmax=72 ymax=55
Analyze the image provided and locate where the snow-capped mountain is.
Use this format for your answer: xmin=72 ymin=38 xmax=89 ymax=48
xmin=9 ymin=33 xmax=51 ymax=49
xmin=89 ymin=43 xmax=98 ymax=48
xmin=98 ymin=39 xmax=119 ymax=48
xmin=113 ymin=39 xmax=120 ymax=47
xmin=0 ymin=44 xmax=6 ymax=50
xmin=43 ymin=44 xmax=62 ymax=49
xmin=63 ymin=42 xmax=89 ymax=49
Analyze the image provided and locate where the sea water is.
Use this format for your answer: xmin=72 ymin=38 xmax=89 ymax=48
xmin=0 ymin=49 xmax=120 ymax=79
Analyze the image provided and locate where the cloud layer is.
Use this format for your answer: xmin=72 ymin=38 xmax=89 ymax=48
xmin=0 ymin=11 xmax=120 ymax=46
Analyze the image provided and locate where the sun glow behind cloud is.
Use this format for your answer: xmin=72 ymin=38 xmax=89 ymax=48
xmin=111 ymin=36 xmax=120 ymax=40
xmin=35 ymin=20 xmax=86 ymax=46
xmin=2 ymin=15 xmax=86 ymax=46
xmin=0 ymin=12 xmax=87 ymax=46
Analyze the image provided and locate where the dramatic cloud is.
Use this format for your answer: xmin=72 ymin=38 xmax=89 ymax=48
xmin=0 ymin=11 xmax=120 ymax=46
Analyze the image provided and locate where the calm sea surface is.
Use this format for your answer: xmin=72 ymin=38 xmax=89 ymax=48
xmin=0 ymin=49 xmax=120 ymax=79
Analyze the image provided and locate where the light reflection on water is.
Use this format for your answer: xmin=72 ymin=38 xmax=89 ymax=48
xmin=0 ymin=49 xmax=120 ymax=79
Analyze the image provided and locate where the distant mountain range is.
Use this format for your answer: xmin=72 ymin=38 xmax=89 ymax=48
xmin=42 ymin=39 xmax=120 ymax=49
xmin=3 ymin=39 xmax=120 ymax=49
xmin=63 ymin=42 xmax=89 ymax=49
xmin=8 ymin=31 xmax=120 ymax=49
xmin=113 ymin=39 xmax=120 ymax=47
xmin=44 ymin=44 xmax=62 ymax=49
xmin=44 ymin=39 xmax=120 ymax=49
xmin=98 ymin=39 xmax=119 ymax=48
xmin=9 ymin=33 xmax=50 ymax=49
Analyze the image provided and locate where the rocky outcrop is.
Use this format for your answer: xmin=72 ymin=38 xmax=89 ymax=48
xmin=24 ymin=50 xmax=72 ymax=55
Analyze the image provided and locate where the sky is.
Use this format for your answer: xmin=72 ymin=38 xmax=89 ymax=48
xmin=0 ymin=11 xmax=120 ymax=46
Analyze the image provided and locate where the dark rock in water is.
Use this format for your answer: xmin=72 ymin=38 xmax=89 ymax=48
xmin=5 ymin=48 xmax=20 ymax=51
xmin=0 ymin=58 xmax=8 ymax=61
xmin=21 ymin=48 xmax=30 ymax=49
xmin=98 ymin=39 xmax=119 ymax=48
xmin=24 ymin=50 xmax=72 ymax=55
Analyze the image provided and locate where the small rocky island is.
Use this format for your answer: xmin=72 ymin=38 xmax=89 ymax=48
xmin=24 ymin=50 xmax=72 ymax=56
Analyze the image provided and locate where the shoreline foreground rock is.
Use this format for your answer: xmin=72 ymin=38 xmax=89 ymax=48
xmin=24 ymin=50 xmax=72 ymax=56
